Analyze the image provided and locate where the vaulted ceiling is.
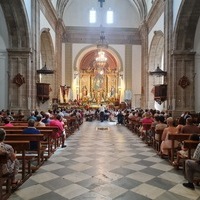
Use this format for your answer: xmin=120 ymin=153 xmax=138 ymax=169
xmin=56 ymin=0 xmax=147 ymax=21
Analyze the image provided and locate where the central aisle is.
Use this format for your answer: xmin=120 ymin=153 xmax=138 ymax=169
xmin=10 ymin=120 xmax=200 ymax=200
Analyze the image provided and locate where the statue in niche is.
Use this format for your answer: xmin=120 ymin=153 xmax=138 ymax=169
xmin=110 ymin=86 xmax=115 ymax=97
xmin=82 ymin=85 xmax=88 ymax=96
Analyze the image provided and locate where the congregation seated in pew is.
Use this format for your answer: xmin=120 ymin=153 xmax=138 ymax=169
xmin=180 ymin=117 xmax=200 ymax=134
xmin=160 ymin=117 xmax=178 ymax=157
xmin=23 ymin=119 xmax=41 ymax=151
xmin=49 ymin=114 xmax=66 ymax=148
xmin=173 ymin=133 xmax=200 ymax=169
xmin=0 ymin=128 xmax=21 ymax=188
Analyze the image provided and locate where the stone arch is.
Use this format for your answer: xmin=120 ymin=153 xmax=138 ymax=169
xmin=40 ymin=28 xmax=55 ymax=70
xmin=1 ymin=0 xmax=30 ymax=48
xmin=39 ymin=29 xmax=55 ymax=101
xmin=174 ymin=0 xmax=200 ymax=50
xmin=171 ymin=0 xmax=200 ymax=115
xmin=73 ymin=45 xmax=124 ymax=103
xmin=73 ymin=45 xmax=123 ymax=73
xmin=0 ymin=0 xmax=31 ymax=112
xmin=148 ymin=30 xmax=164 ymax=109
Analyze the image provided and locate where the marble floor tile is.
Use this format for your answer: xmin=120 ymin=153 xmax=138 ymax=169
xmin=9 ymin=120 xmax=200 ymax=200
xmin=54 ymin=184 xmax=89 ymax=199
xmin=92 ymin=183 xmax=128 ymax=199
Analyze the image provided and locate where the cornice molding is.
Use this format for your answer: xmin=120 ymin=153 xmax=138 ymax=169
xmin=7 ymin=48 xmax=32 ymax=54
xmin=63 ymin=26 xmax=141 ymax=45
xmin=146 ymin=0 xmax=165 ymax=33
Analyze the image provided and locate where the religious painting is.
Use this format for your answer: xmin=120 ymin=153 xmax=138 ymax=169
xmin=93 ymin=73 xmax=105 ymax=91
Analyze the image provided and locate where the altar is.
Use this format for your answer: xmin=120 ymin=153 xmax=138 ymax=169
xmin=79 ymin=72 xmax=120 ymax=105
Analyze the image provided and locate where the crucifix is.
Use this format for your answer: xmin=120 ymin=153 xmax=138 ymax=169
xmin=98 ymin=0 xmax=105 ymax=8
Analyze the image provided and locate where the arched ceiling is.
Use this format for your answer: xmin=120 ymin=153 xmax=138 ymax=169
xmin=80 ymin=49 xmax=118 ymax=73
xmin=56 ymin=0 xmax=147 ymax=21
xmin=174 ymin=0 xmax=200 ymax=50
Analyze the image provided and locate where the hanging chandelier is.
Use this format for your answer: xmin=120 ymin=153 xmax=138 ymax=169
xmin=97 ymin=31 xmax=108 ymax=49
xmin=96 ymin=50 xmax=107 ymax=67
xmin=95 ymin=0 xmax=108 ymax=68
xmin=96 ymin=30 xmax=108 ymax=68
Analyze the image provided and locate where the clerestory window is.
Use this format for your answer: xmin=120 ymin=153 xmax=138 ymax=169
xmin=89 ymin=8 xmax=96 ymax=23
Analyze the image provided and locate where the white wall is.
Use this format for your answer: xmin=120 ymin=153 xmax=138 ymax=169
xmin=173 ymin=0 xmax=182 ymax=29
xmin=148 ymin=13 xmax=164 ymax=50
xmin=132 ymin=45 xmax=141 ymax=94
xmin=194 ymin=18 xmax=200 ymax=112
xmin=40 ymin=10 xmax=56 ymax=50
xmin=63 ymin=0 xmax=140 ymax=28
xmin=145 ymin=0 xmax=154 ymax=13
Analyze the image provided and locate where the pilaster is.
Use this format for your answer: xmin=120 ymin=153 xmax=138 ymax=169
xmin=125 ymin=45 xmax=132 ymax=91
xmin=65 ymin=43 xmax=72 ymax=87
xmin=139 ymin=21 xmax=148 ymax=108
xmin=164 ymin=0 xmax=173 ymax=111
xmin=7 ymin=48 xmax=32 ymax=112
xmin=55 ymin=19 xmax=66 ymax=98
xmin=171 ymin=50 xmax=195 ymax=117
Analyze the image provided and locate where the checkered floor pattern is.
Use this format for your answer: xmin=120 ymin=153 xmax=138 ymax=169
xmin=9 ymin=120 xmax=200 ymax=200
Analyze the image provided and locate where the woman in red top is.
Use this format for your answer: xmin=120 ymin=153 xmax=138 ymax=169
xmin=49 ymin=114 xmax=66 ymax=148
xmin=140 ymin=112 xmax=154 ymax=140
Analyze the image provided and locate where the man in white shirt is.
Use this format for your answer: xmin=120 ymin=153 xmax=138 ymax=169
xmin=99 ymin=104 xmax=105 ymax=122
xmin=183 ymin=143 xmax=200 ymax=190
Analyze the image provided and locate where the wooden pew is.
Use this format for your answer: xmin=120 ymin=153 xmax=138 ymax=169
xmin=183 ymin=140 xmax=200 ymax=159
xmin=64 ymin=116 xmax=79 ymax=134
xmin=10 ymin=122 xmax=28 ymax=126
xmin=5 ymin=141 xmax=31 ymax=183
xmin=5 ymin=134 xmax=44 ymax=171
xmin=0 ymin=152 xmax=12 ymax=200
xmin=127 ymin=119 xmax=141 ymax=135
xmin=153 ymin=129 xmax=163 ymax=152
xmin=167 ymin=133 xmax=192 ymax=163
xmin=0 ymin=126 xmax=58 ymax=133
xmin=142 ymin=123 xmax=152 ymax=145
xmin=183 ymin=140 xmax=200 ymax=184
xmin=3 ymin=128 xmax=57 ymax=159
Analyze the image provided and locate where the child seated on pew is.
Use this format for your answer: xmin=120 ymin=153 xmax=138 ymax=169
xmin=172 ymin=133 xmax=199 ymax=169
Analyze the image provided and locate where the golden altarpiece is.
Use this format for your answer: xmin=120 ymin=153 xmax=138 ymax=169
xmin=77 ymin=49 xmax=121 ymax=106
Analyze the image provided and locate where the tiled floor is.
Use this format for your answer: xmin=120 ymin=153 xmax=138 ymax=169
xmin=9 ymin=120 xmax=200 ymax=200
